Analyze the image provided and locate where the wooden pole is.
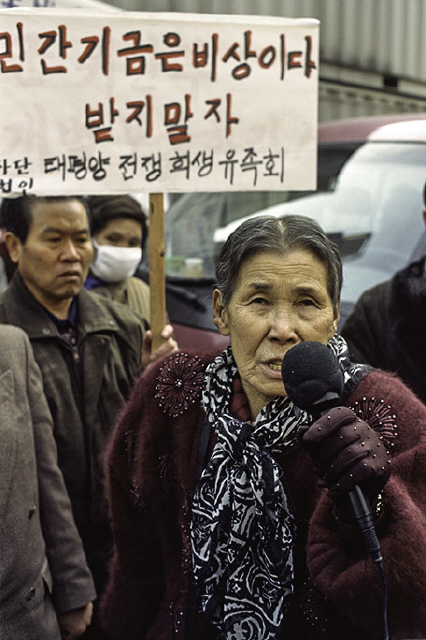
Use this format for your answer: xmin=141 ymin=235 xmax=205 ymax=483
xmin=149 ymin=192 xmax=166 ymax=352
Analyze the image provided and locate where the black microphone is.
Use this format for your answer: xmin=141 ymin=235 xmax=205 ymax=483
xmin=281 ymin=341 xmax=382 ymax=562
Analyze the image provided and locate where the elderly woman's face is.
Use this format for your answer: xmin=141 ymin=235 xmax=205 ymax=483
xmin=213 ymin=249 xmax=339 ymax=418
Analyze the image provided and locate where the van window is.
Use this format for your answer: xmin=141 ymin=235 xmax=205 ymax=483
xmin=164 ymin=142 xmax=358 ymax=278
xmin=164 ymin=140 xmax=425 ymax=280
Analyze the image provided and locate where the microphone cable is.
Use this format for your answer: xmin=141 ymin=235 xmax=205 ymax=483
xmin=348 ymin=486 xmax=390 ymax=640
xmin=378 ymin=559 xmax=390 ymax=640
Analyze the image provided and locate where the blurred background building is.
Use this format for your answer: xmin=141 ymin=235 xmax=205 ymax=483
xmin=92 ymin=0 xmax=426 ymax=122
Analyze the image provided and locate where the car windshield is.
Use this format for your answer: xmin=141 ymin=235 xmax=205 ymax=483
xmin=164 ymin=140 xmax=426 ymax=280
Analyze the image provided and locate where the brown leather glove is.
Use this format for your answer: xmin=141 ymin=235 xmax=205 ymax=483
xmin=300 ymin=406 xmax=391 ymax=500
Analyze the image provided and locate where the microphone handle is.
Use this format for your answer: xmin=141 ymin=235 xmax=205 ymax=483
xmin=347 ymin=485 xmax=382 ymax=562
xmin=310 ymin=398 xmax=382 ymax=561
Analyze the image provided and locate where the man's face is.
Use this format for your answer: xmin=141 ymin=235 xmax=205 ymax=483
xmin=7 ymin=199 xmax=94 ymax=315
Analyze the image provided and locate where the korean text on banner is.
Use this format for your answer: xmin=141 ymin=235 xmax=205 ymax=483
xmin=0 ymin=10 xmax=319 ymax=195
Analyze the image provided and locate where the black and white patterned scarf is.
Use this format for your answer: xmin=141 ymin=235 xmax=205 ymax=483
xmin=190 ymin=335 xmax=370 ymax=639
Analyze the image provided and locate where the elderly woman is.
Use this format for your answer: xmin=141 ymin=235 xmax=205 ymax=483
xmin=100 ymin=215 xmax=426 ymax=640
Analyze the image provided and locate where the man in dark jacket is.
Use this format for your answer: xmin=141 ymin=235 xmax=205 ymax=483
xmin=341 ymin=179 xmax=426 ymax=403
xmin=0 ymin=195 xmax=177 ymax=638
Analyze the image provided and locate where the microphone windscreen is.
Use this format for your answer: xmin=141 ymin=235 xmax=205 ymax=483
xmin=281 ymin=341 xmax=344 ymax=410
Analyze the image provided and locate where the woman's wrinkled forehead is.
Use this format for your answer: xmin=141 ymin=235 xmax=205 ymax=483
xmin=235 ymin=248 xmax=328 ymax=288
xmin=216 ymin=215 xmax=342 ymax=311
xmin=233 ymin=246 xmax=339 ymax=313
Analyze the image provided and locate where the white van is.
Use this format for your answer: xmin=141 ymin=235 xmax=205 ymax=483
xmin=147 ymin=114 xmax=426 ymax=349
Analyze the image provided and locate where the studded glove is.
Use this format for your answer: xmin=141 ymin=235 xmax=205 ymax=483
xmin=300 ymin=406 xmax=391 ymax=500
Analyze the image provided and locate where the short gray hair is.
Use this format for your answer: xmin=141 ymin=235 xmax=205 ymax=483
xmin=215 ymin=214 xmax=342 ymax=313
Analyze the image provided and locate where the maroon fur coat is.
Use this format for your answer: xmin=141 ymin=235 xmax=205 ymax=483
xmin=101 ymin=350 xmax=426 ymax=640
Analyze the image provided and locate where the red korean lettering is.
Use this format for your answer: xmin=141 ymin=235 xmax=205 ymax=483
xmin=164 ymin=94 xmax=193 ymax=145
xmin=38 ymin=25 xmax=72 ymax=74
xmin=304 ymin=35 xmax=316 ymax=78
xmin=155 ymin=32 xmax=184 ymax=72
xmin=0 ymin=22 xmax=24 ymax=72
xmin=204 ymin=93 xmax=239 ymax=138
xmin=222 ymin=30 xmax=256 ymax=80
xmin=117 ymin=31 xmax=154 ymax=75
xmin=258 ymin=45 xmax=277 ymax=70
xmin=281 ymin=34 xmax=317 ymax=80
xmin=126 ymin=96 xmax=153 ymax=138
xmin=192 ymin=33 xmax=218 ymax=82
xmin=78 ymin=27 xmax=111 ymax=76
xmin=85 ymin=97 xmax=119 ymax=143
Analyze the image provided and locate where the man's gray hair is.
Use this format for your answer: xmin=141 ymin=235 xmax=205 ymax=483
xmin=215 ymin=214 xmax=342 ymax=313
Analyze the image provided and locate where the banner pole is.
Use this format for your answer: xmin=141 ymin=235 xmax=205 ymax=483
xmin=149 ymin=192 xmax=166 ymax=351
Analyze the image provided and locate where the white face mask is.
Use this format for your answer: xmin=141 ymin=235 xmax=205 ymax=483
xmin=91 ymin=239 xmax=142 ymax=283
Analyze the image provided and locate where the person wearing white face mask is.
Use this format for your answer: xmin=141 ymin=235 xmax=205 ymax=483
xmin=85 ymin=194 xmax=163 ymax=324
xmin=91 ymin=240 xmax=143 ymax=284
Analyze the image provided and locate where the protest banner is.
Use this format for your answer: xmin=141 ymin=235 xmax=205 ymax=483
xmin=0 ymin=9 xmax=319 ymax=343
xmin=0 ymin=10 xmax=319 ymax=195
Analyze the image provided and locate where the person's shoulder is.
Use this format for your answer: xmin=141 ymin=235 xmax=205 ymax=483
xmin=0 ymin=278 xmax=15 ymax=314
xmin=0 ymin=326 xmax=34 ymax=381
xmin=145 ymin=348 xmax=217 ymax=378
xmin=0 ymin=323 xmax=29 ymax=358
xmin=111 ymin=349 xmax=215 ymax=451
xmin=391 ymin=256 xmax=426 ymax=313
xmin=394 ymin=255 xmax=426 ymax=283
xmin=133 ymin=348 xmax=219 ymax=397
xmin=352 ymin=368 xmax=407 ymax=397
xmin=347 ymin=368 xmax=426 ymax=446
xmin=0 ymin=323 xmax=27 ymax=342
xmin=80 ymin=287 xmax=146 ymax=328
xmin=341 ymin=279 xmax=392 ymax=335
xmin=128 ymin=275 xmax=150 ymax=292
xmin=356 ymin=278 xmax=393 ymax=307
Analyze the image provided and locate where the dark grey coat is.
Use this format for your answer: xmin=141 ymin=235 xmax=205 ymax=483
xmin=0 ymin=324 xmax=95 ymax=640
